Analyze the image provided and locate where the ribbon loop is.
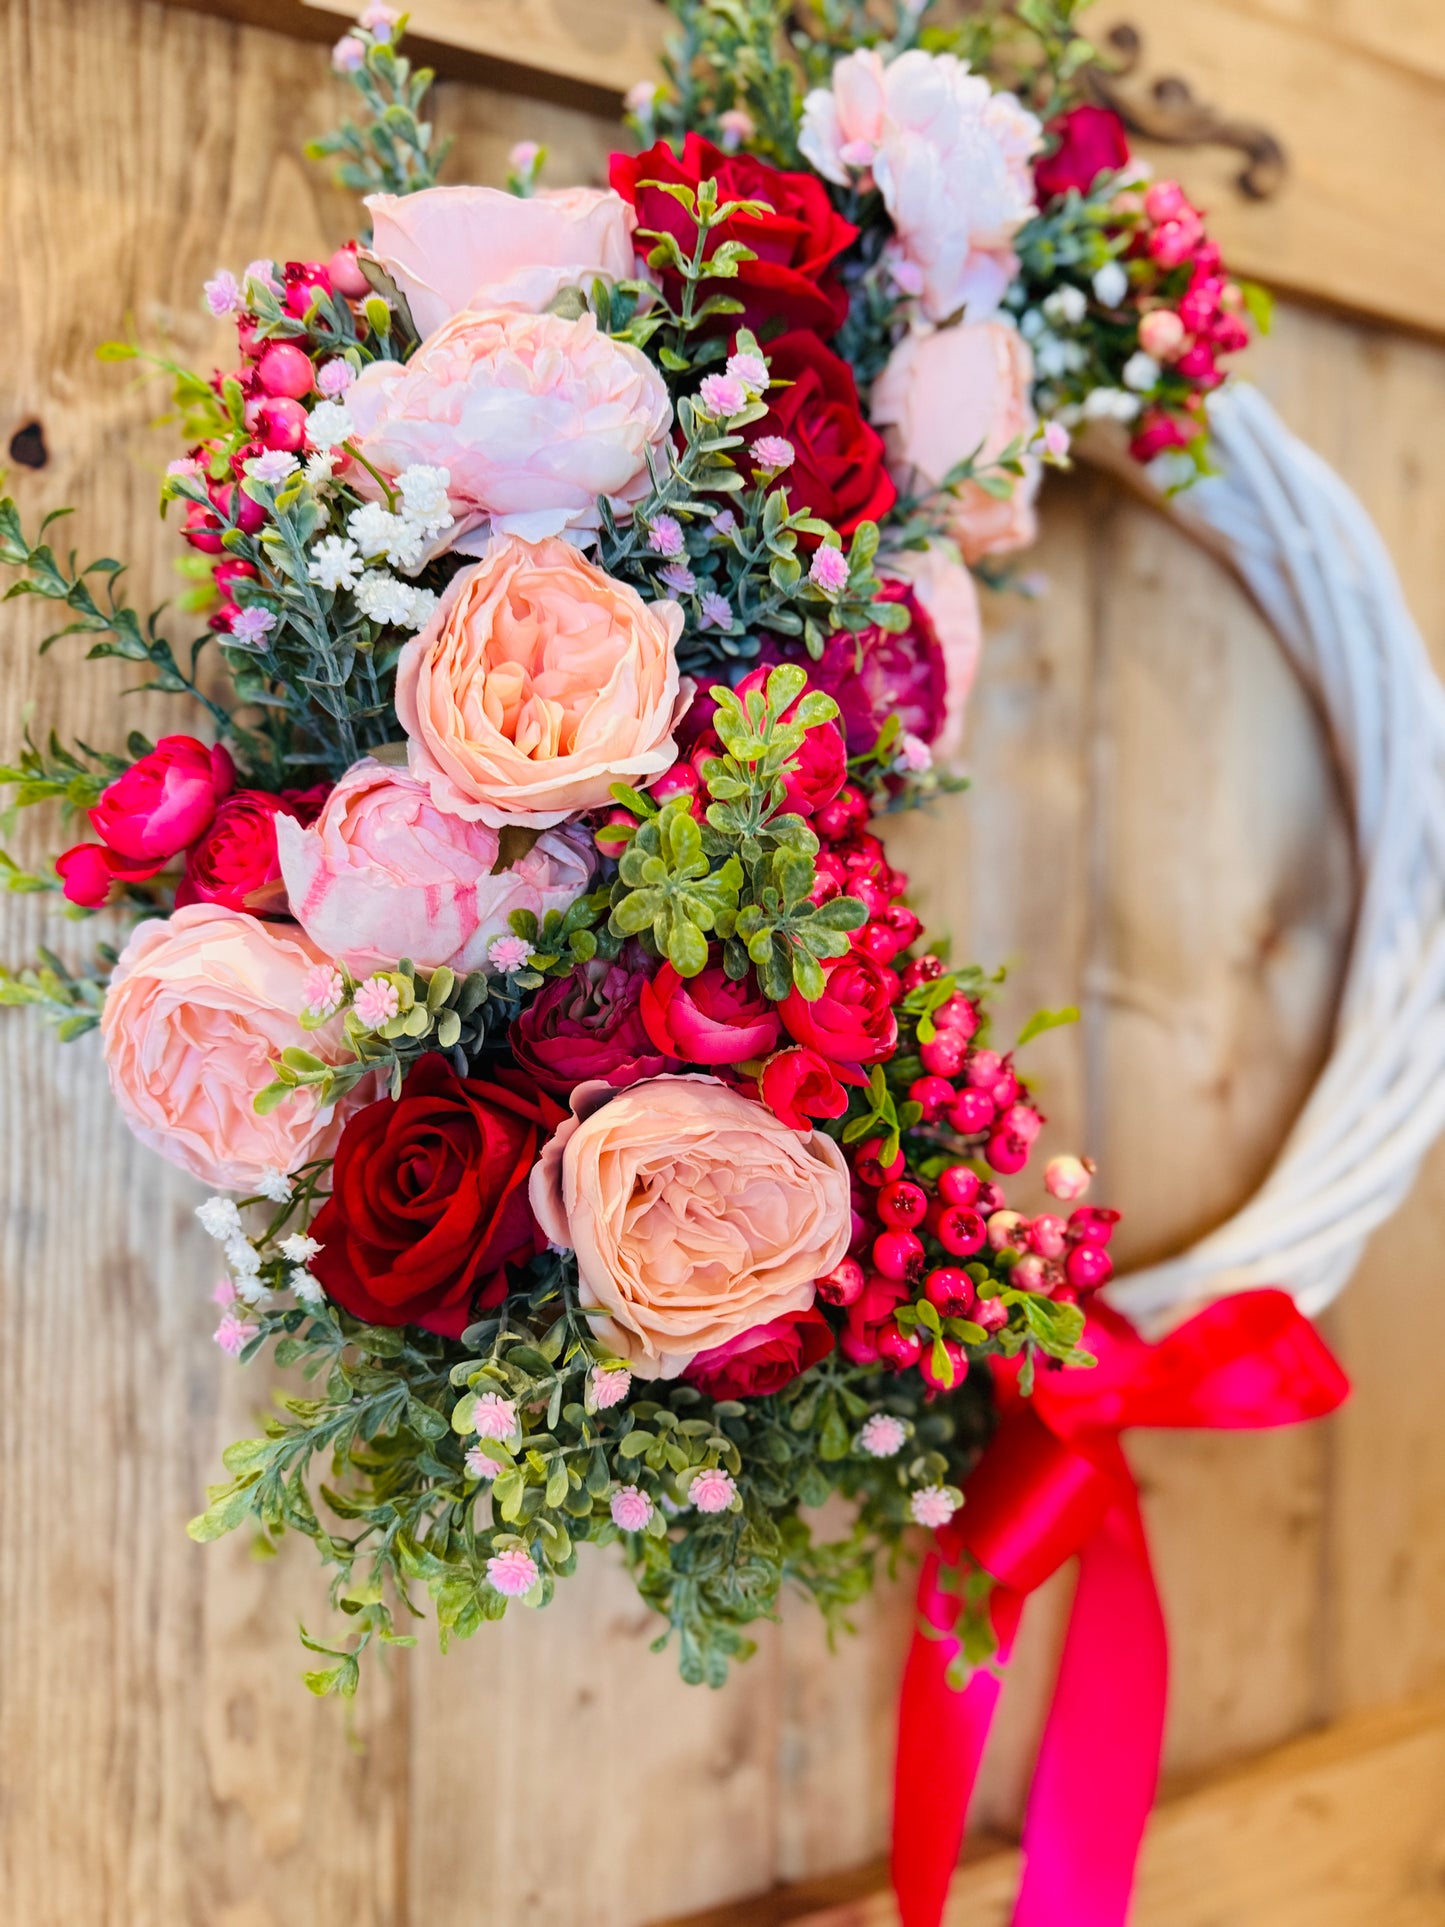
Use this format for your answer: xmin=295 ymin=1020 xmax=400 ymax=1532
xmin=892 ymin=1289 xmax=1348 ymax=1927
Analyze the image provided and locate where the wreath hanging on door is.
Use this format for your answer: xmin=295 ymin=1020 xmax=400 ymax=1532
xmin=3 ymin=4 xmax=1429 ymax=1918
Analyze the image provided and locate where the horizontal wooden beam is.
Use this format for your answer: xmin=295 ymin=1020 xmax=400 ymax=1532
xmin=653 ymin=1689 xmax=1445 ymax=1926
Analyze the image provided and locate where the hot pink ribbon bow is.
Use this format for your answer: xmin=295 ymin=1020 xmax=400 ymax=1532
xmin=891 ymin=1288 xmax=1350 ymax=1927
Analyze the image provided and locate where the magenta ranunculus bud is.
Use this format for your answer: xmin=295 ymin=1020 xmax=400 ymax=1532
xmin=936 ymin=1165 xmax=981 ymax=1210
xmin=509 ymin=951 xmax=668 ymax=1097
xmin=55 ymin=842 xmax=136 ymax=907
xmin=640 ymin=959 xmax=781 ymax=1065
xmin=90 ymin=735 xmax=235 ymax=862
xmin=924 ymin=1266 xmax=975 ymax=1318
xmin=855 ymin=918 xmax=903 ymax=966
xmin=934 ymin=1205 xmax=986 ymax=1258
xmin=815 ymin=1255 xmax=867 ymax=1308
xmin=256 ymin=342 xmax=315 ymax=400
xmin=327 ymin=243 xmax=371 ymax=300
xmin=181 ymin=502 xmax=225 ymax=554
xmin=876 ymin=1320 xmax=924 ymax=1371
xmin=1066 ymin=1243 xmax=1114 ymax=1292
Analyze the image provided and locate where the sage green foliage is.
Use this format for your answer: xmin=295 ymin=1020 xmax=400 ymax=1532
xmin=604 ymin=662 xmax=865 ymax=993
xmin=190 ymin=1245 xmax=995 ymax=1693
xmin=305 ymin=13 xmax=451 ymax=203
xmin=0 ymin=944 xmax=114 ymax=1039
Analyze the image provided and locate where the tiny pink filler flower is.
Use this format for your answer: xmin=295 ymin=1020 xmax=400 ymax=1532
xmin=690 ymin=1467 xmax=737 ymax=1514
xmin=486 ymin=1547 xmax=539 ymax=1598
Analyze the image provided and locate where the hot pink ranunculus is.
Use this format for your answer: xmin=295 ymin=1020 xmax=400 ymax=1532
xmin=639 ymin=960 xmax=781 ymax=1065
xmin=366 ymin=184 xmax=638 ymax=338
xmin=395 ymin=535 xmax=691 ymax=827
xmin=345 ymin=308 xmax=672 ymax=545
xmin=871 ymin=321 xmax=1040 ymax=564
xmin=89 ymin=734 xmax=235 ymax=863
xmin=100 ymin=904 xmax=357 ymax=1191
xmin=528 ymin=1074 xmax=851 ymax=1378
xmin=884 ymin=546 xmax=984 ymax=759
xmin=275 ymin=757 xmax=595 ymax=975
xmin=799 ymin=49 xmax=1040 ymax=322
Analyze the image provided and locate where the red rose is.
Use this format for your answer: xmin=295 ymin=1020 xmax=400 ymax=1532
xmin=640 ymin=960 xmax=781 ymax=1065
xmin=753 ymin=332 xmax=896 ymax=538
xmin=1034 ymin=106 xmax=1131 ymax=202
xmin=760 ymin=1045 xmax=858 ymax=1131
xmin=509 ymin=953 xmax=672 ymax=1096
xmin=175 ymin=790 xmax=294 ymax=913
xmin=90 ymin=734 xmax=235 ymax=864
xmin=311 ymin=1055 xmax=564 ymax=1337
xmin=757 ymin=581 xmax=947 ymax=756
xmin=780 ymin=951 xmax=898 ymax=1067
xmin=683 ymin=1306 xmax=834 ymax=1399
xmin=610 ymin=134 xmax=857 ymax=337
xmin=732 ymin=665 xmax=847 ymax=815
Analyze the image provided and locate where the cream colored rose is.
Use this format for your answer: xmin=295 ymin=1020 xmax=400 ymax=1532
xmin=366 ymin=183 xmax=638 ymax=337
xmin=100 ymin=904 xmax=354 ymax=1192
xmin=395 ymin=534 xmax=690 ymax=828
xmin=529 ymin=1075 xmax=852 ymax=1378
xmin=872 ymin=320 xmax=1040 ymax=563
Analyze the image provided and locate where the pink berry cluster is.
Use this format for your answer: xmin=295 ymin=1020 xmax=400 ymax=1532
xmin=182 ymin=244 xmax=372 ymax=631
xmin=1121 ymin=180 xmax=1257 ymax=463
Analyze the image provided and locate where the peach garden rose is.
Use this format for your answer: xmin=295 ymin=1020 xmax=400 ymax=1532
xmin=100 ymin=904 xmax=355 ymax=1192
xmin=871 ymin=319 xmax=1040 ymax=563
xmin=275 ymin=758 xmax=596 ymax=975
xmin=395 ymin=534 xmax=691 ymax=827
xmin=344 ymin=307 xmax=672 ymax=545
xmin=528 ymin=1074 xmax=852 ymax=1378
xmin=366 ymin=183 xmax=638 ymax=337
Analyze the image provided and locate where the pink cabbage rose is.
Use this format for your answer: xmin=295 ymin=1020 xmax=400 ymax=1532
xmin=871 ymin=321 xmax=1040 ymax=563
xmin=101 ymin=904 xmax=355 ymax=1191
xmin=275 ymin=757 xmax=595 ymax=974
xmin=345 ymin=308 xmax=672 ymax=545
xmin=509 ymin=951 xmax=672 ymax=1096
xmin=395 ymin=534 xmax=690 ymax=827
xmin=884 ymin=547 xmax=983 ymax=759
xmin=529 ymin=1074 xmax=851 ymax=1378
xmin=799 ymin=49 xmax=1040 ymax=322
xmin=638 ymin=960 xmax=782 ymax=1064
xmin=366 ymin=184 xmax=637 ymax=338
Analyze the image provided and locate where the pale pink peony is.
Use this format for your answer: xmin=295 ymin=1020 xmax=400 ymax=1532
xmin=799 ymin=49 xmax=1040 ymax=323
xmin=486 ymin=1547 xmax=539 ymax=1597
xmin=276 ymin=757 xmax=594 ymax=974
xmin=101 ymin=904 xmax=356 ymax=1192
xmin=529 ymin=1074 xmax=851 ymax=1379
xmin=395 ymin=535 xmax=691 ymax=828
xmin=871 ymin=321 xmax=1040 ymax=564
xmin=345 ymin=308 xmax=672 ymax=546
xmin=365 ymin=184 xmax=638 ymax=339
xmin=884 ymin=545 xmax=984 ymax=759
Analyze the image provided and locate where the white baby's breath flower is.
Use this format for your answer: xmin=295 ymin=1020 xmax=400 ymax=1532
xmin=224 ymin=1234 xmax=262 ymax=1278
xmin=289 ymin=1267 xmax=325 ymax=1308
xmin=1122 ymin=351 xmax=1161 ymax=392
xmin=306 ymin=400 xmax=355 ymax=449
xmin=1042 ymin=284 xmax=1086 ymax=326
xmin=304 ymin=449 xmax=338 ymax=488
xmin=196 ymin=1196 xmax=242 ymax=1241
xmin=308 ymin=535 xmax=362 ymax=591
xmin=1092 ymin=261 xmax=1128 ymax=308
xmin=405 ymin=586 xmax=439 ymax=630
xmin=279 ymin=1233 xmax=322 ymax=1264
xmin=354 ymin=569 xmax=420 ymax=627
xmin=397 ymin=463 xmax=452 ymax=522
xmin=256 ymin=1169 xmax=294 ymax=1203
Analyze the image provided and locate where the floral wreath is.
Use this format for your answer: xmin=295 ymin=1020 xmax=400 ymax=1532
xmin=2 ymin=3 xmax=1412 ymax=1920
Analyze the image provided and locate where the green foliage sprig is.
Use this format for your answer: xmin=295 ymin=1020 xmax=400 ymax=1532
xmin=306 ymin=14 xmax=451 ymax=204
xmin=0 ymin=944 xmax=114 ymax=1039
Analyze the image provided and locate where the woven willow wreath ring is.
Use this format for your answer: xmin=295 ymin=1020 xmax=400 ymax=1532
xmin=1106 ymin=383 xmax=1445 ymax=1322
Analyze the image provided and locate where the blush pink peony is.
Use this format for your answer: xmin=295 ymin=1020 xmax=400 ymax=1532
xmin=275 ymin=757 xmax=595 ymax=974
xmin=871 ymin=320 xmax=1040 ymax=564
xmin=884 ymin=545 xmax=984 ymax=759
xmin=528 ymin=1074 xmax=851 ymax=1379
xmin=799 ymin=49 xmax=1040 ymax=322
xmin=345 ymin=308 xmax=672 ymax=545
xmin=395 ymin=534 xmax=691 ymax=827
xmin=366 ymin=184 xmax=638 ymax=338
xmin=101 ymin=904 xmax=356 ymax=1192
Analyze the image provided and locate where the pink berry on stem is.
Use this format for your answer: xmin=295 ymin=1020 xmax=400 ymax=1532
xmin=985 ymin=1132 xmax=1029 ymax=1175
xmin=936 ymin=1165 xmax=981 ymax=1209
xmin=920 ymin=1031 xmax=968 ymax=1079
xmin=256 ymin=342 xmax=315 ymax=400
xmin=901 ymin=955 xmax=945 ymax=993
xmin=854 ymin=1137 xmax=905 ymax=1186
xmin=815 ymin=1256 xmax=867 ymax=1308
xmin=934 ymin=1206 xmax=986 ymax=1258
xmin=877 ymin=1180 xmax=928 ymax=1230
xmin=1066 ymin=1244 xmax=1114 ymax=1292
xmin=924 ymin=1267 xmax=976 ymax=1318
xmin=987 ymin=1210 xmax=1026 ymax=1252
xmin=877 ymin=1321 xmax=924 ymax=1371
xmin=1029 ymin=1214 xmax=1068 ymax=1260
xmin=1011 ymin=1253 xmax=1048 ymax=1293
xmin=919 ymin=1337 xmax=967 ymax=1392
xmin=965 ymin=1048 xmax=1002 ymax=1089
xmin=947 ymin=1088 xmax=995 ymax=1135
xmin=1069 ymin=1206 xmax=1121 ymax=1247
xmin=974 ymin=1297 xmax=1009 ymax=1334
xmin=327 ymin=244 xmax=371 ymax=299
xmin=883 ymin=904 xmax=922 ymax=950
xmin=932 ymin=995 xmax=978 ymax=1039
xmin=1045 ymin=1155 xmax=1092 ymax=1202
xmin=872 ymin=1229 xmax=925 ymax=1282
xmin=908 ymin=1075 xmax=955 ymax=1123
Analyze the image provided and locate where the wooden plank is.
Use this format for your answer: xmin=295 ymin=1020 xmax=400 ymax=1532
xmin=1231 ymin=0 xmax=1445 ymax=84
xmin=654 ymin=1690 xmax=1445 ymax=1926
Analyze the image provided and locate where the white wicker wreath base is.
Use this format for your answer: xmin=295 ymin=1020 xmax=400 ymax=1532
xmin=1108 ymin=383 xmax=1445 ymax=1323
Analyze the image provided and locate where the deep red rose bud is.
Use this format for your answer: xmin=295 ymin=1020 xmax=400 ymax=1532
xmin=1066 ymin=1244 xmax=1114 ymax=1292
xmin=853 ymin=1135 xmax=905 ymax=1186
xmin=934 ymin=1206 xmax=986 ymax=1258
xmin=872 ymin=1228 xmax=924 ymax=1282
xmin=1034 ymin=104 xmax=1131 ymax=201
xmin=876 ymin=1320 xmax=924 ymax=1370
xmin=908 ymin=1075 xmax=955 ymax=1123
xmin=924 ymin=1266 xmax=976 ymax=1318
xmin=919 ymin=1335 xmax=967 ymax=1393
xmin=947 ymin=1087 xmax=995 ymax=1135
xmin=877 ymin=1179 xmax=927 ymax=1229
xmin=90 ymin=734 xmax=235 ymax=863
xmin=936 ymin=1165 xmax=981 ymax=1209
xmin=640 ymin=959 xmax=781 ymax=1065
xmin=816 ymin=1255 xmax=867 ymax=1308
xmin=759 ymin=1044 xmax=852 ymax=1132
xmin=684 ymin=1306 xmax=834 ymax=1399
